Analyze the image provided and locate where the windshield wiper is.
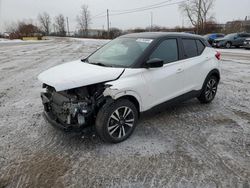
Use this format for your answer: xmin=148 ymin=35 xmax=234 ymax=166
xmin=82 ymin=59 xmax=113 ymax=67
xmin=91 ymin=62 xmax=112 ymax=67
xmin=81 ymin=58 xmax=88 ymax=62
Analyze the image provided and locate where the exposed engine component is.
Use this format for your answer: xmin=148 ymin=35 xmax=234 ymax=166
xmin=41 ymin=83 xmax=107 ymax=127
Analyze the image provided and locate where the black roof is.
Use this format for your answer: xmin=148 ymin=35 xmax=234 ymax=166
xmin=120 ymin=32 xmax=203 ymax=40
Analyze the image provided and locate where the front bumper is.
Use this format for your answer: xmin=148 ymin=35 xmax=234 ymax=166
xmin=41 ymin=92 xmax=89 ymax=131
xmin=43 ymin=111 xmax=74 ymax=130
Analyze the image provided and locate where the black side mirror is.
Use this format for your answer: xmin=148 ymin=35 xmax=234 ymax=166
xmin=145 ymin=58 xmax=164 ymax=68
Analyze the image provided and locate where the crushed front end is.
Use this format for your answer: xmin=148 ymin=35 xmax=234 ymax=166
xmin=41 ymin=84 xmax=107 ymax=130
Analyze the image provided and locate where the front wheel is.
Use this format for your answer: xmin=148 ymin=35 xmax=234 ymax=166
xmin=198 ymin=76 xmax=218 ymax=104
xmin=95 ymin=99 xmax=138 ymax=143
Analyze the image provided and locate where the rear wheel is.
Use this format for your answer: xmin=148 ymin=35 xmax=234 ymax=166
xmin=95 ymin=99 xmax=138 ymax=143
xmin=198 ymin=76 xmax=218 ymax=104
xmin=225 ymin=42 xmax=231 ymax=49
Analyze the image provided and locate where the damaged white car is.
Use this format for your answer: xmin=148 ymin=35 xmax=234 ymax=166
xmin=38 ymin=32 xmax=221 ymax=143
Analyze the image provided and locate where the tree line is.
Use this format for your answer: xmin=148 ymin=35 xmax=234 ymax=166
xmin=4 ymin=4 xmax=92 ymax=39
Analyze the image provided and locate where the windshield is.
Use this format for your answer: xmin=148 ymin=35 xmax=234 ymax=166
xmin=87 ymin=37 xmax=153 ymax=67
xmin=224 ymin=33 xmax=237 ymax=39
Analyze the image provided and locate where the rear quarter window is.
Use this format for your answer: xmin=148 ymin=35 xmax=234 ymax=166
xmin=196 ymin=40 xmax=205 ymax=55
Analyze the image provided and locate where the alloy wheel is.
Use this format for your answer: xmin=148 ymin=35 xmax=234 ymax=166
xmin=205 ymin=78 xmax=217 ymax=101
xmin=107 ymin=106 xmax=135 ymax=139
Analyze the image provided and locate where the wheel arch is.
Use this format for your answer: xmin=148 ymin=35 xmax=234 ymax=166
xmin=208 ymin=69 xmax=220 ymax=81
xmin=103 ymin=88 xmax=142 ymax=113
xmin=202 ymin=69 xmax=220 ymax=90
xmin=116 ymin=95 xmax=140 ymax=115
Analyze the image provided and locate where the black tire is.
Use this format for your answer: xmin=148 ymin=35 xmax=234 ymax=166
xmin=198 ymin=76 xmax=218 ymax=104
xmin=225 ymin=42 xmax=231 ymax=49
xmin=95 ymin=99 xmax=138 ymax=143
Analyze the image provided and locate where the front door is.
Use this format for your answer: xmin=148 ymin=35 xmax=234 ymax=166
xmin=142 ymin=38 xmax=186 ymax=109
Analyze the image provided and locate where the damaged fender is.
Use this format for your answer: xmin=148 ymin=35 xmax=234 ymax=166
xmin=103 ymin=86 xmax=143 ymax=112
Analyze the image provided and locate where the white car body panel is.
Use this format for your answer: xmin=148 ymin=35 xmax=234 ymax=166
xmin=104 ymin=69 xmax=148 ymax=111
xmin=180 ymin=47 xmax=219 ymax=91
xmin=142 ymin=60 xmax=186 ymax=109
xmin=38 ymin=60 xmax=124 ymax=91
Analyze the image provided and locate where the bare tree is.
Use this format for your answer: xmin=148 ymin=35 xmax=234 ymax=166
xmin=4 ymin=21 xmax=40 ymax=39
xmin=54 ymin=14 xmax=66 ymax=36
xmin=179 ymin=0 xmax=215 ymax=34
xmin=5 ymin=22 xmax=18 ymax=33
xmin=77 ymin=4 xmax=91 ymax=37
xmin=38 ymin=12 xmax=51 ymax=35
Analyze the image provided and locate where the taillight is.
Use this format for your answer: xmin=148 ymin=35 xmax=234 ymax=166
xmin=215 ymin=51 xmax=221 ymax=60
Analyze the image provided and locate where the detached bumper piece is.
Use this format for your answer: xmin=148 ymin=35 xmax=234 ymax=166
xmin=41 ymin=92 xmax=91 ymax=131
xmin=43 ymin=111 xmax=72 ymax=130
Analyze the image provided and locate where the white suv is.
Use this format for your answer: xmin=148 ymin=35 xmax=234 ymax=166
xmin=38 ymin=32 xmax=221 ymax=143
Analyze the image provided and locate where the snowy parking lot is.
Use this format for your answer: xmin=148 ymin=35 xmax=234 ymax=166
xmin=0 ymin=38 xmax=250 ymax=187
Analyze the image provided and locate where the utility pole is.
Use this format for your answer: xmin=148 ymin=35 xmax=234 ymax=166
xmin=197 ymin=0 xmax=202 ymax=34
xmin=66 ymin=17 xmax=70 ymax=36
xmin=150 ymin=12 xmax=153 ymax=31
xmin=0 ymin=0 xmax=2 ymax=33
xmin=107 ymin=9 xmax=110 ymax=38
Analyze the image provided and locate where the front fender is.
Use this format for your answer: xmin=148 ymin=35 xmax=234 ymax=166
xmin=103 ymin=87 xmax=143 ymax=112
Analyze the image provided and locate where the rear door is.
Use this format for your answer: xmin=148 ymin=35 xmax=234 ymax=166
xmin=180 ymin=38 xmax=210 ymax=91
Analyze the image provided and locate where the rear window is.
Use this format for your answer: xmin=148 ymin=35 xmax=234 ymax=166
xmin=182 ymin=39 xmax=205 ymax=58
xmin=182 ymin=39 xmax=198 ymax=58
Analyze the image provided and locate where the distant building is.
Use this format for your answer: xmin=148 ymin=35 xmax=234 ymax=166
xmin=242 ymin=20 xmax=250 ymax=32
xmin=225 ymin=19 xmax=250 ymax=33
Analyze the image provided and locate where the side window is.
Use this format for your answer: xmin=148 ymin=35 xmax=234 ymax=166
xmin=196 ymin=40 xmax=205 ymax=55
xmin=182 ymin=39 xmax=198 ymax=58
xmin=241 ymin=34 xmax=249 ymax=38
xmin=239 ymin=34 xmax=244 ymax=38
xmin=150 ymin=39 xmax=178 ymax=64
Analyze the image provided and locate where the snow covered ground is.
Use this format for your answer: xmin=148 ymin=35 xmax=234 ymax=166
xmin=0 ymin=38 xmax=249 ymax=188
xmin=0 ymin=38 xmax=24 ymax=43
xmin=218 ymin=48 xmax=250 ymax=64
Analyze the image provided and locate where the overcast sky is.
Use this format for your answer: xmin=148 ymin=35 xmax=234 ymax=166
xmin=0 ymin=0 xmax=250 ymax=32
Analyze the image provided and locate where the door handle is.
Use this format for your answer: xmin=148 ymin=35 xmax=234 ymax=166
xmin=176 ymin=68 xmax=184 ymax=73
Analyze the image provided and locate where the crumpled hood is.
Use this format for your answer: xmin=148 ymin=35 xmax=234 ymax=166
xmin=38 ymin=60 xmax=124 ymax=91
